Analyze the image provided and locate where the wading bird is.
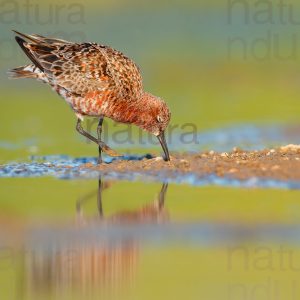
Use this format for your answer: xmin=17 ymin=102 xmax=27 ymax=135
xmin=9 ymin=31 xmax=171 ymax=163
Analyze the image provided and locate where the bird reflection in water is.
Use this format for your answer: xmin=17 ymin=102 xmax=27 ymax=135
xmin=76 ymin=178 xmax=168 ymax=224
xmin=23 ymin=179 xmax=168 ymax=299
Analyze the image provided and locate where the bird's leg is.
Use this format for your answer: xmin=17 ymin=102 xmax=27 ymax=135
xmin=97 ymin=116 xmax=104 ymax=164
xmin=76 ymin=186 xmax=98 ymax=223
xmin=76 ymin=118 xmax=99 ymax=144
xmin=76 ymin=176 xmax=111 ymax=222
xmin=76 ymin=118 xmax=121 ymax=158
xmin=97 ymin=176 xmax=103 ymax=218
xmin=158 ymin=182 xmax=168 ymax=211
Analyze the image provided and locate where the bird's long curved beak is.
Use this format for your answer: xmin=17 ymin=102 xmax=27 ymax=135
xmin=157 ymin=131 xmax=170 ymax=161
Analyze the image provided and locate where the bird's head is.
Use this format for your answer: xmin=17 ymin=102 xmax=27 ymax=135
xmin=137 ymin=93 xmax=171 ymax=161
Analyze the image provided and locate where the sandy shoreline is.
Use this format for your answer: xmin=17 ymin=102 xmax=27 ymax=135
xmin=2 ymin=144 xmax=300 ymax=187
xmin=82 ymin=144 xmax=300 ymax=182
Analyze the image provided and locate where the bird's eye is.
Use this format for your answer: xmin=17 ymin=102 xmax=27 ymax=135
xmin=157 ymin=115 xmax=163 ymax=123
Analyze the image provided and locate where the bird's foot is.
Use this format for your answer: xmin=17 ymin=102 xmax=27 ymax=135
xmin=99 ymin=141 xmax=122 ymax=157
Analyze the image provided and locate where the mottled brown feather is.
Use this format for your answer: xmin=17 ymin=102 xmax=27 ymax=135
xmin=17 ymin=34 xmax=143 ymax=102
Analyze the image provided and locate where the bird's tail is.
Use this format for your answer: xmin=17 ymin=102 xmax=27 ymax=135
xmin=8 ymin=64 xmax=38 ymax=79
xmin=9 ymin=30 xmax=71 ymax=80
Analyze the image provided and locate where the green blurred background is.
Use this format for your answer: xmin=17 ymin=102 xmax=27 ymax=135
xmin=1 ymin=1 xmax=300 ymax=300
xmin=1 ymin=0 xmax=300 ymax=161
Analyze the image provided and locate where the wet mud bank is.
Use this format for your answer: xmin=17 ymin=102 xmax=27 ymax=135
xmin=85 ymin=144 xmax=300 ymax=187
xmin=1 ymin=144 xmax=300 ymax=189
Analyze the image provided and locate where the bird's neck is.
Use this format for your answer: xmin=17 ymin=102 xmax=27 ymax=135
xmin=103 ymin=93 xmax=157 ymax=130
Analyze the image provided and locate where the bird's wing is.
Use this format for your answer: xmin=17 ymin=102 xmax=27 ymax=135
xmin=13 ymin=31 xmax=143 ymax=99
xmin=95 ymin=44 xmax=144 ymax=100
xmin=50 ymin=43 xmax=115 ymax=96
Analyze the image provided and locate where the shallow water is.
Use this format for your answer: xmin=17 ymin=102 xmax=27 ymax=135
xmin=1 ymin=124 xmax=300 ymax=300
xmin=1 ymin=176 xmax=300 ymax=300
